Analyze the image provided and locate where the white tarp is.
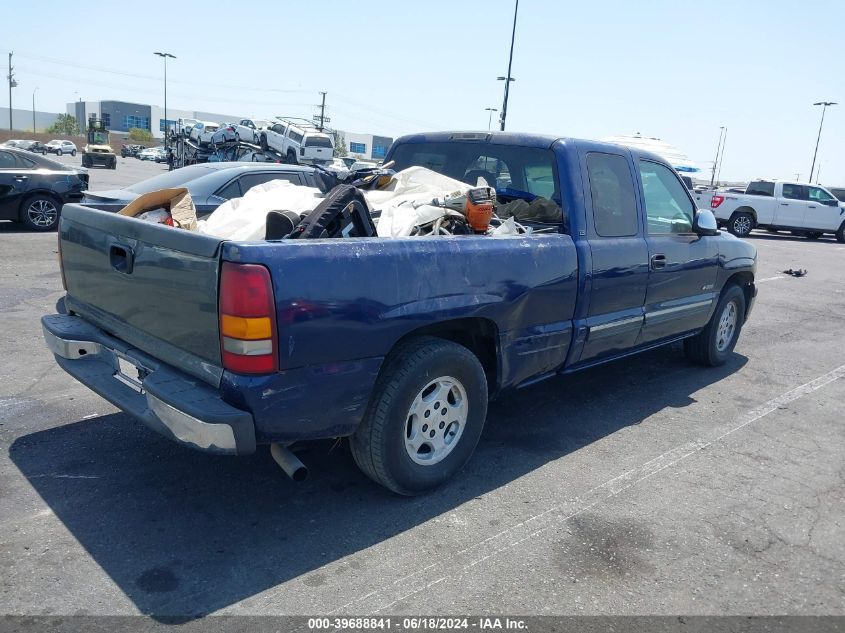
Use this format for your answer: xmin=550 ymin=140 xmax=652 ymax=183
xmin=198 ymin=180 xmax=323 ymax=241
xmin=197 ymin=167 xmax=475 ymax=240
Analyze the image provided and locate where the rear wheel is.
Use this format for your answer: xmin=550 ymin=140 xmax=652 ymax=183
xmin=350 ymin=337 xmax=488 ymax=495
xmin=684 ymin=284 xmax=746 ymax=367
xmin=260 ymin=135 xmax=268 ymax=151
xmin=56 ymin=149 xmax=63 ymax=157
xmin=20 ymin=194 xmax=60 ymax=231
xmin=727 ymin=212 xmax=754 ymax=237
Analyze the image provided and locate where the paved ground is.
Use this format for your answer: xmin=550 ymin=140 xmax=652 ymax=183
xmin=0 ymin=218 xmax=843 ymax=617
xmin=48 ymin=152 xmax=168 ymax=190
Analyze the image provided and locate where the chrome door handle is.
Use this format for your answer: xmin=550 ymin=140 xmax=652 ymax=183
xmin=650 ymin=254 xmax=667 ymax=270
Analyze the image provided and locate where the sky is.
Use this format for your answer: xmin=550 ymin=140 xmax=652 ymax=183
xmin=4 ymin=0 xmax=843 ymax=183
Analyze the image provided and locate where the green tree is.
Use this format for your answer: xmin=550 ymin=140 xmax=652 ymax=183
xmin=331 ymin=130 xmax=347 ymax=158
xmin=128 ymin=127 xmax=153 ymax=142
xmin=45 ymin=114 xmax=80 ymax=136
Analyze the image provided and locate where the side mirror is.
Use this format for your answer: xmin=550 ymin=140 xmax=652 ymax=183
xmin=693 ymin=209 xmax=719 ymax=236
xmin=823 ymin=198 xmax=838 ymax=207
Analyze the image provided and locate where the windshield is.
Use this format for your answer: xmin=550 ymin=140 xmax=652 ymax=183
xmin=124 ymin=164 xmax=216 ymax=193
xmin=305 ymin=136 xmax=333 ymax=148
xmin=389 ymin=141 xmax=561 ymax=201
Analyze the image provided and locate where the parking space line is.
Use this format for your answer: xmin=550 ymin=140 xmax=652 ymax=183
xmin=757 ymin=275 xmax=785 ymax=283
xmin=324 ymin=363 xmax=845 ymax=615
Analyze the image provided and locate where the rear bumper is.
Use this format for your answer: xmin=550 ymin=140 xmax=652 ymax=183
xmin=41 ymin=313 xmax=256 ymax=455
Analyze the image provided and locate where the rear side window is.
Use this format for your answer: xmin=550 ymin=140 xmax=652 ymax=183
xmin=289 ymin=130 xmax=304 ymax=144
xmin=305 ymin=136 xmax=333 ymax=148
xmin=781 ymin=184 xmax=806 ymax=200
xmin=238 ymin=172 xmax=301 ymax=194
xmin=638 ymin=160 xmax=695 ymax=234
xmin=586 ymin=152 xmax=638 ymax=237
xmin=15 ymin=154 xmax=35 ymax=168
xmin=216 ymin=179 xmax=241 ymax=200
xmin=0 ymin=151 xmax=15 ymax=169
xmin=746 ymin=181 xmax=775 ymax=196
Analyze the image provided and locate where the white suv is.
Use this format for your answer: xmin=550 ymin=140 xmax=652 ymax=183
xmin=259 ymin=118 xmax=334 ymax=165
xmin=46 ymin=140 xmax=78 ymax=156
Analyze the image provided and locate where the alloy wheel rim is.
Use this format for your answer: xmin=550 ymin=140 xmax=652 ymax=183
xmin=716 ymin=301 xmax=738 ymax=352
xmin=404 ymin=376 xmax=468 ymax=466
xmin=734 ymin=216 xmax=751 ymax=235
xmin=27 ymin=200 xmax=58 ymax=228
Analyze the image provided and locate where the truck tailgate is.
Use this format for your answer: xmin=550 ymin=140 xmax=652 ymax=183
xmin=59 ymin=204 xmax=225 ymax=385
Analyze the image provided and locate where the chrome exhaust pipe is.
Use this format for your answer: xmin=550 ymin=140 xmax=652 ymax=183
xmin=270 ymin=443 xmax=308 ymax=482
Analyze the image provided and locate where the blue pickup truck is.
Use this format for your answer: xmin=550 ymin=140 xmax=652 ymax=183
xmin=42 ymin=131 xmax=757 ymax=495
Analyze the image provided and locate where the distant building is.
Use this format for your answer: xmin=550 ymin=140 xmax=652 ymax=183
xmin=339 ymin=131 xmax=394 ymax=162
xmin=0 ymin=107 xmax=60 ymax=132
xmin=66 ymin=100 xmax=244 ymax=139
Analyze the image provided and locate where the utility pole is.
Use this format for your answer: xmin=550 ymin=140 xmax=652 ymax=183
xmin=716 ymin=127 xmax=727 ymax=185
xmin=809 ymin=101 xmax=836 ymax=183
xmin=7 ymin=52 xmax=17 ymax=131
xmin=32 ymin=87 xmax=38 ymax=132
xmin=498 ymin=0 xmax=519 ymax=131
xmin=313 ymin=92 xmax=330 ymax=131
xmin=709 ymin=126 xmax=725 ymax=187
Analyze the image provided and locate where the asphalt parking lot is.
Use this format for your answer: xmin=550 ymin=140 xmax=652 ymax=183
xmin=49 ymin=152 xmax=169 ymax=190
xmin=1 ymin=208 xmax=844 ymax=617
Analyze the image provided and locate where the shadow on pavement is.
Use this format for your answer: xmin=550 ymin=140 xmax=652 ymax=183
xmin=9 ymin=345 xmax=746 ymax=617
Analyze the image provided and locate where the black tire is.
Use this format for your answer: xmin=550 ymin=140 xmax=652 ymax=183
xmin=727 ymin=212 xmax=754 ymax=237
xmin=286 ymin=151 xmax=298 ymax=165
xmin=350 ymin=336 xmax=488 ymax=495
xmin=71 ymin=149 xmax=76 ymax=157
xmin=56 ymin=149 xmax=63 ymax=157
xmin=837 ymin=222 xmax=845 ymax=244
xmin=20 ymin=194 xmax=61 ymax=231
xmin=684 ymin=284 xmax=746 ymax=367
xmin=260 ymin=135 xmax=268 ymax=151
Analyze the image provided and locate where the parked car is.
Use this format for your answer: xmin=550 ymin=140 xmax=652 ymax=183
xmin=24 ymin=141 xmax=49 ymax=154
xmin=2 ymin=139 xmax=26 ymax=148
xmin=179 ymin=118 xmax=199 ymax=136
xmin=234 ymin=119 xmax=272 ymax=144
xmin=138 ymin=146 xmax=166 ymax=162
xmin=45 ymin=140 xmax=78 ymax=156
xmin=259 ymin=118 xmax=334 ymax=165
xmin=0 ymin=147 xmax=88 ymax=230
xmin=189 ymin=121 xmax=220 ymax=147
xmin=120 ymin=144 xmax=144 ymax=158
xmin=211 ymin=124 xmax=238 ymax=146
xmin=45 ymin=131 xmax=757 ymax=494
xmin=826 ymin=186 xmax=845 ymax=203
xmin=708 ymin=179 xmax=845 ymax=241
xmin=79 ymin=162 xmax=316 ymax=217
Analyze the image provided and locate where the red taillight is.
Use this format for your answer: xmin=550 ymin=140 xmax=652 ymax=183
xmin=711 ymin=195 xmax=725 ymax=209
xmin=57 ymin=221 xmax=67 ymax=291
xmin=219 ymin=262 xmax=278 ymax=374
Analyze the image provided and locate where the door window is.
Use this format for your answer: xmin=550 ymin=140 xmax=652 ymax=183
xmin=238 ymin=172 xmax=301 ymax=195
xmin=0 ymin=151 xmax=16 ymax=169
xmin=638 ymin=161 xmax=694 ymax=234
xmin=586 ymin=152 xmax=638 ymax=237
xmin=781 ymin=184 xmax=807 ymax=200
xmin=215 ymin=179 xmax=241 ymax=200
xmin=807 ymin=186 xmax=836 ymax=204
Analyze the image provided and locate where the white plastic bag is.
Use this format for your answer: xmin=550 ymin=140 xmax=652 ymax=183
xmin=198 ymin=180 xmax=322 ymax=241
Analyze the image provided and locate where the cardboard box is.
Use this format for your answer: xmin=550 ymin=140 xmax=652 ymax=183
xmin=118 ymin=188 xmax=198 ymax=231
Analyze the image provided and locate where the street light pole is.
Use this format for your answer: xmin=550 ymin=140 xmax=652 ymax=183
xmin=716 ymin=127 xmax=727 ymax=185
xmin=498 ymin=0 xmax=519 ymax=132
xmin=154 ymin=52 xmax=176 ymax=140
xmin=809 ymin=101 xmax=836 ymax=183
xmin=32 ymin=87 xmax=38 ymax=132
xmin=709 ymin=126 xmax=725 ymax=187
xmin=485 ymin=107 xmax=498 ymax=131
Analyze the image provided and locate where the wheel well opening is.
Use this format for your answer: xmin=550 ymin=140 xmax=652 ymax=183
xmin=396 ymin=319 xmax=499 ymax=393
xmin=725 ymin=271 xmax=755 ymax=316
xmin=733 ymin=207 xmax=757 ymax=223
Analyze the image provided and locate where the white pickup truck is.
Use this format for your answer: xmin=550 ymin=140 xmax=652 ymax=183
xmin=707 ymin=179 xmax=845 ymax=241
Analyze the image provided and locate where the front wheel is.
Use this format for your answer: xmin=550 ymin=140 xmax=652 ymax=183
xmin=20 ymin=195 xmax=60 ymax=231
xmin=684 ymin=284 xmax=746 ymax=367
xmin=727 ymin=212 xmax=754 ymax=237
xmin=837 ymin=222 xmax=845 ymax=244
xmin=286 ymin=151 xmax=298 ymax=165
xmin=350 ymin=337 xmax=488 ymax=495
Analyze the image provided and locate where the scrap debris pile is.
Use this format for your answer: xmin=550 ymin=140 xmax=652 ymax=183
xmin=121 ymin=164 xmax=562 ymax=241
